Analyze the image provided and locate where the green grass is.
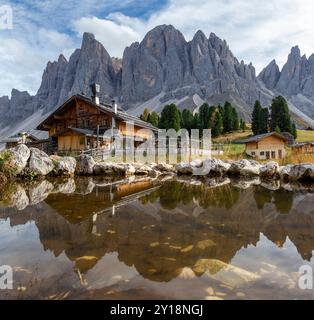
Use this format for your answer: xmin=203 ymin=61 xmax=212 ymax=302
xmin=212 ymin=129 xmax=252 ymax=144
xmin=296 ymin=130 xmax=314 ymax=142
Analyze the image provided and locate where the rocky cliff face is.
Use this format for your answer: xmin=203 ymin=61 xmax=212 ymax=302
xmin=258 ymin=46 xmax=314 ymax=119
xmin=258 ymin=59 xmax=281 ymax=90
xmin=121 ymin=25 xmax=272 ymax=118
xmin=0 ymin=25 xmax=313 ymax=140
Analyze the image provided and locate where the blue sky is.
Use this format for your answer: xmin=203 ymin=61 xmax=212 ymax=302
xmin=0 ymin=0 xmax=314 ymax=97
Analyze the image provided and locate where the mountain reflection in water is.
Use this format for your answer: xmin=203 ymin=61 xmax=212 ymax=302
xmin=1 ymin=176 xmax=314 ymax=300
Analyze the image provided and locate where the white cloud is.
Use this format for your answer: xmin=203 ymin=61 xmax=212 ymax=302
xmin=72 ymin=16 xmax=140 ymax=57
xmin=72 ymin=0 xmax=314 ymax=72
xmin=0 ymin=27 xmax=75 ymax=96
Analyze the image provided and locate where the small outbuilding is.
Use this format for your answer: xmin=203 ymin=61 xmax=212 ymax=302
xmin=291 ymin=142 xmax=314 ymax=154
xmin=0 ymin=130 xmax=49 ymax=150
xmin=237 ymin=132 xmax=288 ymax=160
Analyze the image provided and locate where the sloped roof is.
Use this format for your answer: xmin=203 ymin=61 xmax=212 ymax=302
xmin=28 ymin=129 xmax=49 ymax=140
xmin=0 ymin=137 xmax=22 ymax=143
xmin=236 ymin=132 xmax=288 ymax=144
xmin=37 ymin=94 xmax=159 ymax=132
xmin=67 ymin=127 xmax=96 ymax=137
xmin=292 ymin=141 xmax=314 ymax=147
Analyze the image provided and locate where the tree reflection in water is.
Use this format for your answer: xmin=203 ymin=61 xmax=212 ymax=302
xmin=0 ymin=177 xmax=314 ymax=299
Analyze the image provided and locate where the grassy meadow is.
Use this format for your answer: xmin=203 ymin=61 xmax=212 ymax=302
xmin=211 ymin=129 xmax=314 ymax=163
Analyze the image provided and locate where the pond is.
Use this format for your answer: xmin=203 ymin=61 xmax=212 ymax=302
xmin=1 ymin=176 xmax=314 ymax=300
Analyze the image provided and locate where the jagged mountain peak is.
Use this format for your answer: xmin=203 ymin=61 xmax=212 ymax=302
xmin=141 ymin=24 xmax=186 ymax=49
xmin=82 ymin=32 xmax=95 ymax=43
xmin=290 ymin=45 xmax=301 ymax=57
xmin=257 ymin=59 xmax=280 ymax=89
xmin=257 ymin=45 xmax=314 ymax=120
xmin=58 ymin=54 xmax=67 ymax=64
xmin=193 ymin=30 xmax=207 ymax=41
xmin=1 ymin=27 xmax=314 ymax=140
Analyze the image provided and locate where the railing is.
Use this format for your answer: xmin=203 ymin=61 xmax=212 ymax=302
xmin=57 ymin=144 xmax=225 ymax=162
xmin=81 ymin=148 xmax=111 ymax=162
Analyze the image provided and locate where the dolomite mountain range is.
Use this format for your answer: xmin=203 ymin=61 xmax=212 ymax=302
xmin=1 ymin=24 xmax=314 ymax=140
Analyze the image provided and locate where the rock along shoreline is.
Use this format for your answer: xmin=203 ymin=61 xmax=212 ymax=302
xmin=1 ymin=144 xmax=314 ymax=183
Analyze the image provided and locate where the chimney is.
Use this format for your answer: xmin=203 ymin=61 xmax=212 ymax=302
xmin=111 ymin=99 xmax=118 ymax=114
xmin=91 ymin=83 xmax=100 ymax=106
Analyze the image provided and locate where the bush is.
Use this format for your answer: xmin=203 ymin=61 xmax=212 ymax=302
xmin=0 ymin=172 xmax=7 ymax=189
xmin=0 ymin=150 xmax=17 ymax=177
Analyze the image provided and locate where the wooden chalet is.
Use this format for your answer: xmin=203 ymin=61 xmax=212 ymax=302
xmin=37 ymin=85 xmax=158 ymax=153
xmin=237 ymin=132 xmax=288 ymax=160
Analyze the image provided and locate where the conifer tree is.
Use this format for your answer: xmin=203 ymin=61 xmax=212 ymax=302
xmin=223 ymin=101 xmax=234 ymax=133
xmin=291 ymin=123 xmax=297 ymax=139
xmin=212 ymin=111 xmax=223 ymax=137
xmin=232 ymin=107 xmax=239 ymax=131
xmin=181 ymin=109 xmax=195 ymax=133
xmin=159 ymin=104 xmax=181 ymax=131
xmin=140 ymin=108 xmax=150 ymax=122
xmin=270 ymin=96 xmax=292 ymax=134
xmin=252 ymin=100 xmax=262 ymax=135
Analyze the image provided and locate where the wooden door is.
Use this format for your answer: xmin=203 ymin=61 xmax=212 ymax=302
xmin=278 ymin=149 xmax=282 ymax=159
xmin=266 ymin=151 xmax=270 ymax=159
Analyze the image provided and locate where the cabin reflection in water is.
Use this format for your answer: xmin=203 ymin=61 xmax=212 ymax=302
xmin=1 ymin=179 xmax=314 ymax=299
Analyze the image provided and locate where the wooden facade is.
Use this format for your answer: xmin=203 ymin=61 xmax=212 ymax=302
xmin=239 ymin=132 xmax=287 ymax=160
xmin=0 ymin=131 xmax=49 ymax=150
xmin=37 ymin=94 xmax=158 ymax=153
xmin=292 ymin=142 xmax=314 ymax=154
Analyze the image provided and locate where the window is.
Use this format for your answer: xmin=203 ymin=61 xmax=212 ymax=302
xmin=79 ymin=137 xmax=85 ymax=145
xmin=271 ymin=151 xmax=276 ymax=158
xmin=260 ymin=151 xmax=265 ymax=156
xmin=101 ymin=118 xmax=109 ymax=127
xmin=83 ymin=119 xmax=90 ymax=128
xmin=251 ymin=152 xmax=256 ymax=156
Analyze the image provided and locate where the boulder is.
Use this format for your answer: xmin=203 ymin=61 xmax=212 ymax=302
xmin=52 ymin=178 xmax=76 ymax=194
xmin=280 ymin=163 xmax=314 ymax=181
xmin=135 ymin=164 xmax=153 ymax=175
xmin=28 ymin=180 xmax=54 ymax=205
xmin=53 ymin=156 xmax=76 ymax=176
xmin=93 ymin=162 xmax=114 ymax=175
xmin=155 ymin=163 xmax=175 ymax=173
xmin=111 ymin=163 xmax=127 ymax=175
xmin=176 ymin=162 xmax=194 ymax=175
xmin=205 ymin=177 xmax=231 ymax=188
xmin=193 ymin=259 xmax=260 ymax=287
xmin=148 ymin=169 xmax=162 ymax=178
xmin=28 ymin=148 xmax=54 ymax=176
xmin=75 ymin=178 xmax=96 ymax=195
xmin=190 ymin=159 xmax=203 ymax=168
xmin=228 ymin=159 xmax=261 ymax=176
xmin=124 ymin=164 xmax=136 ymax=176
xmin=9 ymin=144 xmax=30 ymax=174
xmin=260 ymin=161 xmax=279 ymax=179
xmin=10 ymin=184 xmax=29 ymax=210
xmin=233 ymin=177 xmax=261 ymax=189
xmin=261 ymin=180 xmax=281 ymax=191
xmin=203 ymin=158 xmax=231 ymax=176
xmin=279 ymin=165 xmax=293 ymax=180
xmin=76 ymin=154 xmax=96 ymax=175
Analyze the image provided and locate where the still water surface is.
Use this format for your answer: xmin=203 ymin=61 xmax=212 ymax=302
xmin=1 ymin=176 xmax=314 ymax=299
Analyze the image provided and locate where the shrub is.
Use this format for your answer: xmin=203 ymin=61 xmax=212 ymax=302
xmin=0 ymin=150 xmax=17 ymax=177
